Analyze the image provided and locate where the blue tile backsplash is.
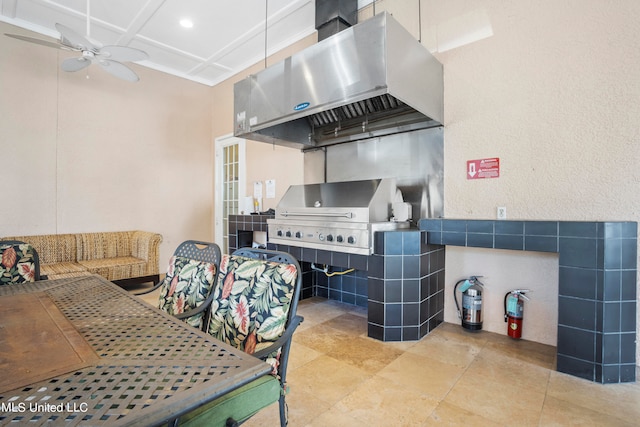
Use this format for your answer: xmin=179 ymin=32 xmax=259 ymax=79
xmin=418 ymin=218 xmax=637 ymax=384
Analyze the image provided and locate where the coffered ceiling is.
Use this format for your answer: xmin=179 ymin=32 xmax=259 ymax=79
xmin=0 ymin=0 xmax=317 ymax=86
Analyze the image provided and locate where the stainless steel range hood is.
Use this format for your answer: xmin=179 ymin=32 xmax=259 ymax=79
xmin=234 ymin=12 xmax=443 ymax=150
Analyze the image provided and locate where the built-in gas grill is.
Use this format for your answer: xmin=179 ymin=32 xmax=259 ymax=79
xmin=267 ymin=179 xmax=409 ymax=255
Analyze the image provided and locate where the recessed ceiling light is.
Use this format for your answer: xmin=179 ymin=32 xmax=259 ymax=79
xmin=180 ymin=18 xmax=194 ymax=29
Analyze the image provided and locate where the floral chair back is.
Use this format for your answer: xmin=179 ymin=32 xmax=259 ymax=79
xmin=155 ymin=240 xmax=221 ymax=330
xmin=205 ymin=248 xmax=303 ymax=427
xmin=0 ymin=241 xmax=41 ymax=285
xmin=207 ymin=249 xmax=302 ymax=376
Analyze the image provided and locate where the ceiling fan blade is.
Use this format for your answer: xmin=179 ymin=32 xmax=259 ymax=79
xmin=55 ymin=23 xmax=97 ymax=51
xmin=61 ymin=57 xmax=91 ymax=72
xmin=98 ymin=59 xmax=139 ymax=82
xmin=99 ymin=45 xmax=148 ymax=62
xmin=4 ymin=33 xmax=73 ymax=50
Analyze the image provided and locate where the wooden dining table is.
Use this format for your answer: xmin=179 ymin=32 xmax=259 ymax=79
xmin=0 ymin=274 xmax=272 ymax=426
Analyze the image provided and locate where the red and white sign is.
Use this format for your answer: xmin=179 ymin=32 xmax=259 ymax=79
xmin=467 ymin=157 xmax=500 ymax=180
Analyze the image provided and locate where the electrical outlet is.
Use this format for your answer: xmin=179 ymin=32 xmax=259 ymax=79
xmin=497 ymin=206 xmax=507 ymax=220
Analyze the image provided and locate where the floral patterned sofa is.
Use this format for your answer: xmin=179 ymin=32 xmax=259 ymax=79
xmin=0 ymin=231 xmax=162 ymax=285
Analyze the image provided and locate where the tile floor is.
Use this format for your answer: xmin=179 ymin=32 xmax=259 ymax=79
xmin=139 ymin=290 xmax=640 ymax=426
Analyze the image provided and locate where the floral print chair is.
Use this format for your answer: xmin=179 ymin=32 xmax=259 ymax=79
xmin=0 ymin=240 xmax=41 ymax=284
xmin=136 ymin=240 xmax=221 ymax=330
xmin=177 ymin=248 xmax=303 ymax=427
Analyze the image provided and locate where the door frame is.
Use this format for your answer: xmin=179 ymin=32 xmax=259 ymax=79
xmin=214 ymin=134 xmax=246 ymax=252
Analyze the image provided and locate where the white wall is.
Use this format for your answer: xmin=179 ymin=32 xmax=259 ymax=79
xmin=364 ymin=0 xmax=639 ymax=360
xmin=0 ymin=22 xmax=213 ymax=263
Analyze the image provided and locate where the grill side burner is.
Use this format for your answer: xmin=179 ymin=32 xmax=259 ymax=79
xmin=267 ymin=179 xmax=409 ymax=255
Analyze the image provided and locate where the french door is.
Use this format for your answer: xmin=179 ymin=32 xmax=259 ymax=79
xmin=214 ymin=134 xmax=245 ymax=253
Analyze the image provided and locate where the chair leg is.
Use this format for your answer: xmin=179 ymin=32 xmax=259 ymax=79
xmin=278 ymin=395 xmax=287 ymax=427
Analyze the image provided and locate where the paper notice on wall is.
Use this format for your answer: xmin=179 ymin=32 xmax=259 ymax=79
xmin=253 ymin=181 xmax=263 ymax=198
xmin=266 ymin=179 xmax=276 ymax=198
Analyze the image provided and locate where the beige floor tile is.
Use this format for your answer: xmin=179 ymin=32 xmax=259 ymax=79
xmin=465 ymin=346 xmax=551 ymax=394
xmin=424 ymin=401 xmax=502 ymax=426
xmin=296 ymin=297 xmax=353 ymax=330
xmin=295 ymin=323 xmax=405 ymax=374
xmin=428 ymin=322 xmax=493 ymax=347
xmin=377 ymin=351 xmax=466 ymax=399
xmin=539 ymin=395 xmax=637 ymax=427
xmin=303 ymin=405 xmax=370 ymax=427
xmin=287 ymin=354 xmax=372 ymax=406
xmin=407 ymin=330 xmax=483 ymax=369
xmin=484 ymin=333 xmax=557 ymax=370
xmin=444 ymin=366 xmax=546 ymax=426
xmin=285 ymin=387 xmax=335 ymax=426
xmin=197 ymin=298 xmax=639 ymax=426
xmin=546 ymin=371 xmax=640 ymax=425
xmin=321 ymin=312 xmax=369 ymax=337
xmin=335 ymin=374 xmax=439 ymax=426
xmin=287 ymin=341 xmax=322 ymax=372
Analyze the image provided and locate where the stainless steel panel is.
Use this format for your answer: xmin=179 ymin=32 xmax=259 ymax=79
xmin=268 ymin=220 xmax=371 ymax=254
xmin=233 ymin=12 xmax=443 ymax=149
xmin=267 ymin=219 xmax=408 ymax=255
xmin=245 ymin=20 xmax=388 ymax=128
xmin=323 ymin=127 xmax=444 ymax=220
xmin=273 ymin=178 xmax=397 ymax=223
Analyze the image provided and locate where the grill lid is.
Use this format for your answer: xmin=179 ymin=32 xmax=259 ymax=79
xmin=274 ymin=178 xmax=398 ymax=224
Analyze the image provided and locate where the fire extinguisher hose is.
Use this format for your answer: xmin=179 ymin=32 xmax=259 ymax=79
xmin=453 ymin=279 xmax=467 ymax=319
xmin=454 ymin=276 xmax=484 ymax=319
xmin=503 ymin=292 xmax=510 ymax=322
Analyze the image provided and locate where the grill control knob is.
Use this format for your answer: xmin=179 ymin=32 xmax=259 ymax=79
xmin=318 ymin=233 xmax=325 ymax=241
xmin=326 ymin=234 xmax=334 ymax=242
xmin=295 ymin=231 xmax=302 ymax=239
xmin=347 ymin=236 xmax=356 ymax=244
xmin=277 ymin=230 xmax=283 ymax=237
xmin=285 ymin=231 xmax=292 ymax=238
xmin=336 ymin=235 xmax=344 ymax=243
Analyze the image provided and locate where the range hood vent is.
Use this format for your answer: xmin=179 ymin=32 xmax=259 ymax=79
xmin=234 ymin=12 xmax=443 ymax=150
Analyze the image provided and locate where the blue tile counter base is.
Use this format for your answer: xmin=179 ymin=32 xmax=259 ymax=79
xmin=418 ymin=218 xmax=638 ymax=384
xmin=269 ymin=230 xmax=444 ymax=343
xmin=229 ymin=216 xmax=443 ymax=344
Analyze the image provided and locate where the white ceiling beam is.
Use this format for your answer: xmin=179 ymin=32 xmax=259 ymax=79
xmin=117 ymin=0 xmax=166 ymax=46
xmin=187 ymin=0 xmax=313 ymax=75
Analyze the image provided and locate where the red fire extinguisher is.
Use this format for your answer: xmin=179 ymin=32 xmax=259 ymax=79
xmin=503 ymin=290 xmax=530 ymax=339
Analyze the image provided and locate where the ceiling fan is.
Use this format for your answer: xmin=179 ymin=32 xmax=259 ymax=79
xmin=4 ymin=0 xmax=148 ymax=82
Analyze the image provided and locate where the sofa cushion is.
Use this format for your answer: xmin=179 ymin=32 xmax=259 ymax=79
xmin=41 ymin=261 xmax=88 ymax=278
xmin=207 ymin=254 xmax=297 ymax=374
xmin=77 ymin=256 xmax=146 ymax=281
xmin=157 ymin=256 xmax=217 ymax=329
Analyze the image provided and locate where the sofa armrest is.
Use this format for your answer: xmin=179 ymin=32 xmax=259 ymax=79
xmin=130 ymin=231 xmax=163 ymax=276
